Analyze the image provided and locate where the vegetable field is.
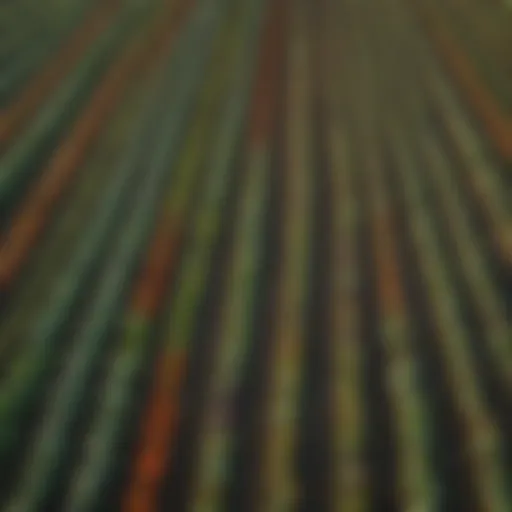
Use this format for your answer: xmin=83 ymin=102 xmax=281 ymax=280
xmin=0 ymin=0 xmax=510 ymax=510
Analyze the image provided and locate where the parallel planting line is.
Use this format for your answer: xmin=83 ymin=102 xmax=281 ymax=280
xmin=187 ymin=0 xmax=285 ymax=507
xmin=61 ymin=4 xmax=257 ymax=511
xmin=257 ymin=1 xmax=312 ymax=508
xmin=119 ymin=2 xmax=266 ymax=510
xmin=355 ymin=12 xmax=438 ymax=508
xmin=0 ymin=1 xmax=116 ymax=148
xmin=0 ymin=0 xmax=193 ymax=300
xmin=2 ymin=5 xmax=221 ymax=510
xmin=413 ymin=0 xmax=512 ymax=162
xmin=388 ymin=124 xmax=512 ymax=512
xmin=0 ymin=42 xmax=184 ymax=449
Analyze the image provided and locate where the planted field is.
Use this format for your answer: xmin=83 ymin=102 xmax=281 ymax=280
xmin=0 ymin=0 xmax=510 ymax=510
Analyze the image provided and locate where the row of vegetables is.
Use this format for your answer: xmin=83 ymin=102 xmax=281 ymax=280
xmin=421 ymin=0 xmax=512 ymax=113
xmin=0 ymin=0 xmax=510 ymax=510
xmin=413 ymin=0 xmax=512 ymax=163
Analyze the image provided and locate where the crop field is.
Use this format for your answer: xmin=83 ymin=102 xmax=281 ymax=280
xmin=0 ymin=0 xmax=510 ymax=510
